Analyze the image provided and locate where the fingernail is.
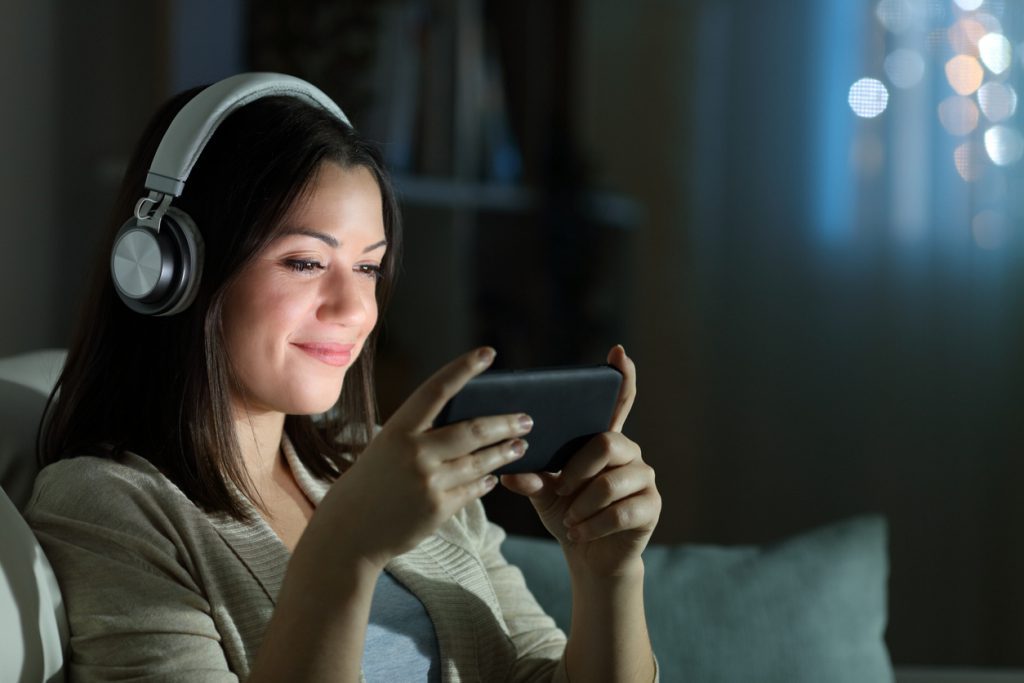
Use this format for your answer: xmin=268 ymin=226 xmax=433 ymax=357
xmin=508 ymin=439 xmax=528 ymax=459
xmin=477 ymin=347 xmax=496 ymax=368
xmin=566 ymin=528 xmax=579 ymax=543
xmin=562 ymin=514 xmax=574 ymax=527
xmin=483 ymin=474 xmax=498 ymax=489
xmin=517 ymin=414 xmax=533 ymax=433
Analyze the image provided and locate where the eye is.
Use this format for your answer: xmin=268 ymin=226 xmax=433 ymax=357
xmin=357 ymin=264 xmax=383 ymax=281
xmin=285 ymin=258 xmax=326 ymax=274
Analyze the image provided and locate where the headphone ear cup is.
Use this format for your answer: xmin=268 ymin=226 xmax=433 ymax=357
xmin=110 ymin=207 xmax=204 ymax=316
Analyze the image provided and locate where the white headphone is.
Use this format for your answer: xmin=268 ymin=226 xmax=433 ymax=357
xmin=110 ymin=72 xmax=350 ymax=316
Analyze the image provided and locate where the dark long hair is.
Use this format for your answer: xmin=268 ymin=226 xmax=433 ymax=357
xmin=41 ymin=83 xmax=403 ymax=520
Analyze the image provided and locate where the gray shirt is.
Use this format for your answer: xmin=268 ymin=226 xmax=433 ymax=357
xmin=25 ymin=437 xmax=569 ymax=682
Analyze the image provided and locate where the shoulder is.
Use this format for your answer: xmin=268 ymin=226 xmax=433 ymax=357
xmin=25 ymin=452 xmax=194 ymax=533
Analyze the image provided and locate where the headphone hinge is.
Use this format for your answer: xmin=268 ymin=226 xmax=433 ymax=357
xmin=133 ymin=191 xmax=172 ymax=231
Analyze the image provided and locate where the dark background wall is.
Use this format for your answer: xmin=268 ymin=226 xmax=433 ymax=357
xmin=2 ymin=0 xmax=1022 ymax=669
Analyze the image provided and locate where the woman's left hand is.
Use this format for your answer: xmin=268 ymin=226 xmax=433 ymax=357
xmin=501 ymin=345 xmax=661 ymax=578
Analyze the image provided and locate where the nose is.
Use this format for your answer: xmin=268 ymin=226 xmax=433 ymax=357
xmin=317 ymin=268 xmax=373 ymax=326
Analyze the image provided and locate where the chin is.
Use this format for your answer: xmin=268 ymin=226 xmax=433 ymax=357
xmin=289 ymin=381 xmax=347 ymax=416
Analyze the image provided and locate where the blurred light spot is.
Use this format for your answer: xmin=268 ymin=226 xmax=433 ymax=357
xmin=884 ymin=49 xmax=926 ymax=88
xmin=974 ymin=13 xmax=1003 ymax=36
xmin=977 ymin=81 xmax=1017 ymax=121
xmin=876 ymin=0 xmax=915 ymax=33
xmin=948 ymin=18 xmax=988 ymax=56
xmin=954 ymin=0 xmax=985 ymax=10
xmin=849 ymin=133 xmax=885 ymax=176
xmin=945 ymin=55 xmax=984 ymax=95
xmin=984 ymin=125 xmax=1024 ymax=165
xmin=939 ymin=96 xmax=980 ymax=135
xmin=972 ymin=210 xmax=1009 ymax=249
xmin=954 ymin=141 xmax=985 ymax=181
xmin=848 ymin=78 xmax=889 ymax=118
xmin=978 ymin=33 xmax=1012 ymax=73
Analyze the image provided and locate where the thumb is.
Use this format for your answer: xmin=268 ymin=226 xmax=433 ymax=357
xmin=500 ymin=472 xmax=561 ymax=510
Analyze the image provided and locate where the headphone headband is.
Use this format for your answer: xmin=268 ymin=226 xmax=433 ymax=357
xmin=112 ymin=72 xmax=351 ymax=316
xmin=144 ymin=72 xmax=350 ymax=197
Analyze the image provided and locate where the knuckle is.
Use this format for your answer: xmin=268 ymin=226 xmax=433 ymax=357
xmin=422 ymin=469 xmax=442 ymax=492
xmin=613 ymin=504 xmax=633 ymax=528
xmin=593 ymin=432 xmax=616 ymax=452
xmin=456 ymin=456 xmax=482 ymax=479
xmin=411 ymin=448 xmax=432 ymax=474
xmin=466 ymin=419 xmax=488 ymax=442
xmin=424 ymin=485 xmax=445 ymax=512
xmin=598 ymin=475 xmax=619 ymax=498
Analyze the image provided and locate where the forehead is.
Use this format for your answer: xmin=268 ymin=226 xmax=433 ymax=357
xmin=279 ymin=163 xmax=384 ymax=234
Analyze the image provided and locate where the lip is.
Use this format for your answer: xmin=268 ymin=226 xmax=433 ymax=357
xmin=291 ymin=342 xmax=356 ymax=368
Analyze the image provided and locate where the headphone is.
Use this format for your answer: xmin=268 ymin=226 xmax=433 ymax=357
xmin=110 ymin=72 xmax=351 ymax=316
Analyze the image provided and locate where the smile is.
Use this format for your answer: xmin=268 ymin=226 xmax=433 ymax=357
xmin=291 ymin=342 xmax=355 ymax=368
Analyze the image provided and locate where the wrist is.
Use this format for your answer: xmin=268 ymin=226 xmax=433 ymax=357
xmin=567 ymin=554 xmax=646 ymax=588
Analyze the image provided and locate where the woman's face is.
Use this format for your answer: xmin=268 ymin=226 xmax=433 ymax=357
xmin=222 ymin=162 xmax=386 ymax=417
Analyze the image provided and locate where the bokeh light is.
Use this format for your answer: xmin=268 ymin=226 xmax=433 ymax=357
xmin=972 ymin=210 xmax=1009 ymax=249
xmin=945 ymin=55 xmax=985 ymax=95
xmin=885 ymin=49 xmax=926 ymax=88
xmin=954 ymin=141 xmax=985 ymax=181
xmin=948 ymin=18 xmax=988 ymax=55
xmin=848 ymin=78 xmax=890 ymax=118
xmin=938 ymin=96 xmax=981 ymax=135
xmin=984 ymin=125 xmax=1024 ymax=165
xmin=954 ymin=0 xmax=985 ymax=10
xmin=973 ymin=13 xmax=1003 ymax=37
xmin=876 ymin=0 xmax=916 ymax=34
xmin=977 ymin=81 xmax=1017 ymax=122
xmin=978 ymin=33 xmax=1012 ymax=73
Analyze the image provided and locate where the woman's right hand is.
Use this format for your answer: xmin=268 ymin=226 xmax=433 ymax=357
xmin=308 ymin=347 xmax=530 ymax=573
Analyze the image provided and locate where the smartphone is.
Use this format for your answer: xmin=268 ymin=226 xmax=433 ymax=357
xmin=433 ymin=364 xmax=623 ymax=475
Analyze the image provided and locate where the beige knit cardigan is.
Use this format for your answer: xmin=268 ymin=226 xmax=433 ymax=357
xmin=25 ymin=438 xmax=570 ymax=682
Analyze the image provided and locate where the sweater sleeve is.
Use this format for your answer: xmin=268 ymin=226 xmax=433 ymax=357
xmin=462 ymin=501 xmax=570 ymax=683
xmin=24 ymin=459 xmax=238 ymax=683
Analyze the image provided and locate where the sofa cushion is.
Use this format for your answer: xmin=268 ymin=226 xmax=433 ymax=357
xmin=0 ymin=349 xmax=65 ymax=510
xmin=502 ymin=515 xmax=892 ymax=683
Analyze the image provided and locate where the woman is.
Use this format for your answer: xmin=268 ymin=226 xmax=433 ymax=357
xmin=26 ymin=73 xmax=661 ymax=681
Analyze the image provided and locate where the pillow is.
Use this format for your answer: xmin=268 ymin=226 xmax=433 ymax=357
xmin=0 ymin=379 xmax=49 ymax=511
xmin=0 ymin=349 xmax=65 ymax=510
xmin=502 ymin=516 xmax=892 ymax=683
xmin=0 ymin=477 xmax=69 ymax=681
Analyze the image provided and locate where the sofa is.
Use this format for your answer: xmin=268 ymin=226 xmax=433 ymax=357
xmin=0 ymin=348 xmax=1002 ymax=682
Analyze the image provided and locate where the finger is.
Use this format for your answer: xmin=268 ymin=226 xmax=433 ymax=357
xmin=499 ymin=472 xmax=545 ymax=496
xmin=562 ymin=462 xmax=656 ymax=527
xmin=431 ymin=439 xmax=528 ymax=489
xmin=554 ymin=432 xmax=640 ymax=497
xmin=606 ymin=345 xmax=636 ymax=433
xmin=447 ymin=473 xmax=501 ymax=511
xmin=390 ymin=347 xmax=496 ymax=432
xmin=501 ymin=471 xmax=565 ymax=519
xmin=564 ymin=492 xmax=660 ymax=544
xmin=426 ymin=413 xmax=533 ymax=459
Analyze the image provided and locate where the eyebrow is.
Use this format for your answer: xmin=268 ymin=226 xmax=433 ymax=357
xmin=282 ymin=229 xmax=387 ymax=253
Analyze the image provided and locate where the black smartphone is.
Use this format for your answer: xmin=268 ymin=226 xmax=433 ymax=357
xmin=433 ymin=364 xmax=623 ymax=475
